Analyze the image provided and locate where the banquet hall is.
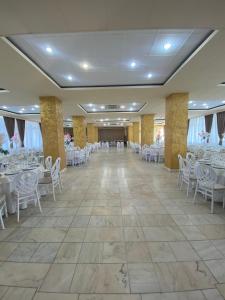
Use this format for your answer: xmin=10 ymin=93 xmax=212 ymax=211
xmin=1 ymin=1 xmax=225 ymax=299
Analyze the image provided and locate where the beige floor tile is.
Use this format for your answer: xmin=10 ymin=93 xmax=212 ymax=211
xmin=0 ymin=262 xmax=50 ymax=287
xmin=0 ymin=286 xmax=8 ymax=298
xmin=40 ymin=263 xmax=76 ymax=292
xmin=154 ymin=261 xmax=216 ymax=292
xmin=213 ymin=239 xmax=225 ymax=256
xmin=78 ymin=242 xmax=103 ymax=263
xmin=168 ymin=241 xmax=199 ymax=261
xmin=191 ymin=240 xmax=224 ymax=260
xmin=64 ymin=228 xmax=86 ymax=242
xmin=141 ymin=291 xmax=205 ymax=300
xmin=143 ymin=226 xmax=185 ymax=242
xmin=148 ymin=242 xmax=176 ymax=262
xmin=205 ymin=259 xmax=225 ymax=283
xmin=79 ymin=295 xmax=140 ymax=300
xmin=124 ymin=227 xmax=145 ymax=241
xmin=71 ymin=263 xmax=129 ymax=293
xmin=85 ymin=228 xmax=123 ymax=242
xmin=34 ymin=292 xmax=78 ymax=300
xmin=2 ymin=287 xmax=36 ymax=300
xmin=0 ymin=242 xmax=18 ymax=261
xmin=179 ymin=225 xmax=207 ymax=240
xmin=122 ymin=215 xmax=141 ymax=227
xmin=55 ymin=243 xmax=82 ymax=263
xmin=102 ymin=242 xmax=126 ymax=263
xmin=202 ymin=288 xmax=224 ymax=300
xmin=216 ymin=283 xmax=225 ymax=298
xmin=71 ymin=215 xmax=90 ymax=227
xmin=128 ymin=263 xmax=160 ymax=293
xmin=126 ymin=242 xmax=151 ymax=262
xmin=139 ymin=215 xmax=176 ymax=227
xmin=30 ymin=243 xmax=60 ymax=263
xmin=24 ymin=228 xmax=67 ymax=242
xmin=8 ymin=243 xmax=40 ymax=262
xmin=198 ymin=224 xmax=225 ymax=240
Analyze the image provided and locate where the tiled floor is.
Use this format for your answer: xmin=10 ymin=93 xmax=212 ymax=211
xmin=0 ymin=148 xmax=225 ymax=299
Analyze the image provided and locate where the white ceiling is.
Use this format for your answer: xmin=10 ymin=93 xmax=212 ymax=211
xmin=8 ymin=29 xmax=211 ymax=87
xmin=0 ymin=0 xmax=225 ymax=125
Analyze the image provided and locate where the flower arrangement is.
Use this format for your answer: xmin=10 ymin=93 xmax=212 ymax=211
xmin=198 ymin=131 xmax=210 ymax=143
xmin=0 ymin=133 xmax=9 ymax=155
xmin=64 ymin=133 xmax=72 ymax=146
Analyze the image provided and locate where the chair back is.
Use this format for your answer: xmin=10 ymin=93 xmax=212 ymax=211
xmin=45 ymin=156 xmax=52 ymax=170
xmin=186 ymin=152 xmax=195 ymax=161
xmin=14 ymin=171 xmax=38 ymax=196
xmin=195 ymin=163 xmax=217 ymax=186
xmin=51 ymin=157 xmax=61 ymax=184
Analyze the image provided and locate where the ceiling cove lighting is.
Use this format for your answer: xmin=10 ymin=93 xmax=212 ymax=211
xmin=164 ymin=43 xmax=172 ymax=50
xmin=46 ymin=47 xmax=53 ymax=53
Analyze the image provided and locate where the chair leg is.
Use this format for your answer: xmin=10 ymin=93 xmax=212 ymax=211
xmin=4 ymin=203 xmax=8 ymax=218
xmin=0 ymin=213 xmax=5 ymax=229
xmin=17 ymin=199 xmax=20 ymax=223
xmin=35 ymin=190 xmax=42 ymax=213
xmin=223 ymin=191 xmax=225 ymax=209
xmin=52 ymin=185 xmax=56 ymax=201
xmin=187 ymin=182 xmax=190 ymax=197
xmin=193 ymin=183 xmax=198 ymax=203
xmin=211 ymin=190 xmax=214 ymax=214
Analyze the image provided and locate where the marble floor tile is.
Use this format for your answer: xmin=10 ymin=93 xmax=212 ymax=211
xmin=64 ymin=228 xmax=86 ymax=242
xmin=141 ymin=291 xmax=205 ymax=300
xmin=8 ymin=242 xmax=40 ymax=262
xmin=148 ymin=242 xmax=176 ymax=262
xmin=0 ymin=262 xmax=50 ymax=287
xmin=33 ymin=292 xmax=78 ymax=300
xmin=71 ymin=263 xmax=130 ymax=293
xmin=126 ymin=242 xmax=151 ymax=262
xmin=102 ymin=242 xmax=126 ymax=263
xmin=191 ymin=240 xmax=224 ymax=260
xmin=154 ymin=261 xmax=216 ymax=292
xmin=24 ymin=228 xmax=67 ymax=243
xmin=168 ymin=241 xmax=199 ymax=261
xmin=1 ymin=287 xmax=36 ymax=300
xmin=202 ymin=288 xmax=224 ymax=300
xmin=79 ymin=295 xmax=140 ymax=300
xmin=205 ymin=259 xmax=225 ymax=283
xmin=178 ymin=225 xmax=207 ymax=240
xmin=216 ymin=283 xmax=225 ymax=298
xmin=122 ymin=215 xmax=141 ymax=227
xmin=30 ymin=242 xmax=60 ymax=263
xmin=128 ymin=263 xmax=160 ymax=293
xmin=143 ymin=226 xmax=185 ymax=242
xmin=124 ymin=227 xmax=145 ymax=241
xmin=78 ymin=242 xmax=103 ymax=263
xmin=213 ymin=239 xmax=225 ymax=256
xmin=71 ymin=215 xmax=90 ymax=227
xmin=85 ymin=228 xmax=123 ymax=242
xmin=0 ymin=242 xmax=18 ymax=261
xmin=198 ymin=224 xmax=225 ymax=240
xmin=40 ymin=263 xmax=76 ymax=292
xmin=55 ymin=242 xmax=82 ymax=263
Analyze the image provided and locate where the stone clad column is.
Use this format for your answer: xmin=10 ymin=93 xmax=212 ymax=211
xmin=141 ymin=114 xmax=154 ymax=145
xmin=128 ymin=125 xmax=133 ymax=142
xmin=40 ymin=96 xmax=66 ymax=169
xmin=95 ymin=127 xmax=99 ymax=142
xmin=133 ymin=122 xmax=140 ymax=144
xmin=87 ymin=123 xmax=98 ymax=143
xmin=72 ymin=116 xmax=86 ymax=148
xmin=165 ymin=93 xmax=188 ymax=170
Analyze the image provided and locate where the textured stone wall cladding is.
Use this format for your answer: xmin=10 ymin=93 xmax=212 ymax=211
xmin=73 ymin=116 xmax=86 ymax=148
xmin=133 ymin=122 xmax=140 ymax=143
xmin=87 ymin=124 xmax=98 ymax=143
xmin=128 ymin=125 xmax=133 ymax=142
xmin=141 ymin=114 xmax=154 ymax=145
xmin=40 ymin=96 xmax=66 ymax=169
xmin=165 ymin=93 xmax=188 ymax=170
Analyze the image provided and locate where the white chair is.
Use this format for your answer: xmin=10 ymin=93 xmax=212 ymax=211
xmin=38 ymin=157 xmax=62 ymax=201
xmin=177 ymin=154 xmax=184 ymax=186
xmin=0 ymin=192 xmax=7 ymax=229
xmin=45 ymin=156 xmax=52 ymax=170
xmin=180 ymin=158 xmax=196 ymax=197
xmin=14 ymin=171 xmax=42 ymax=222
xmin=194 ymin=164 xmax=225 ymax=213
xmin=186 ymin=152 xmax=196 ymax=161
xmin=66 ymin=150 xmax=74 ymax=166
xmin=158 ymin=147 xmax=164 ymax=163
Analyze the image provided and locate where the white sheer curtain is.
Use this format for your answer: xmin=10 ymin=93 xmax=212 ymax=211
xmin=209 ymin=113 xmax=219 ymax=145
xmin=187 ymin=116 xmax=205 ymax=145
xmin=24 ymin=121 xmax=43 ymax=150
xmin=0 ymin=116 xmax=10 ymax=150
xmin=13 ymin=120 xmax=21 ymax=149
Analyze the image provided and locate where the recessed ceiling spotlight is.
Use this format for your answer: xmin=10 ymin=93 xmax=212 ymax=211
xmin=105 ymin=118 xmax=109 ymax=121
xmin=222 ymin=101 xmax=225 ymax=104
xmin=2 ymin=106 xmax=7 ymax=109
xmin=120 ymin=105 xmax=125 ymax=109
xmin=104 ymin=123 xmax=106 ymax=126
xmin=164 ymin=43 xmax=171 ymax=50
xmin=147 ymin=73 xmax=152 ymax=79
xmin=92 ymin=108 xmax=96 ymax=112
xmin=129 ymin=107 xmax=134 ymax=111
xmin=202 ymin=103 xmax=207 ymax=106
xmin=205 ymin=106 xmax=209 ymax=109
xmin=100 ymin=119 xmax=103 ymax=122
xmin=67 ymin=75 xmax=73 ymax=81
xmin=34 ymin=105 xmax=39 ymax=108
xmin=67 ymin=118 xmax=72 ymax=121
xmin=81 ymin=62 xmax=89 ymax=70
xmin=31 ymin=108 xmax=35 ymax=111
xmin=21 ymin=108 xmax=25 ymax=111
xmin=88 ymin=103 xmax=93 ymax=107
xmin=100 ymin=105 xmax=105 ymax=109
xmin=123 ymin=118 xmax=126 ymax=121
xmin=189 ymin=101 xmax=193 ymax=104
xmin=130 ymin=61 xmax=136 ymax=68
xmin=193 ymin=103 xmax=197 ymax=107
xmin=46 ymin=47 xmax=53 ymax=53
xmin=132 ymin=102 xmax=137 ymax=106
xmin=118 ymin=118 xmax=121 ymax=120
xmin=19 ymin=110 xmax=23 ymax=114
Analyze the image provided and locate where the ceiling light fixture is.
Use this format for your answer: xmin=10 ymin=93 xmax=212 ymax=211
xmin=34 ymin=105 xmax=39 ymax=108
xmin=164 ymin=43 xmax=171 ymax=50
xmin=132 ymin=102 xmax=137 ymax=106
xmin=100 ymin=119 xmax=103 ymax=122
xmin=193 ymin=104 xmax=197 ymax=107
xmin=46 ymin=47 xmax=53 ymax=53
xmin=120 ymin=105 xmax=125 ymax=109
xmin=31 ymin=108 xmax=35 ymax=111
xmin=203 ymin=103 xmax=207 ymax=106
xmin=100 ymin=105 xmax=105 ymax=109
xmin=67 ymin=75 xmax=73 ymax=81
xmin=21 ymin=108 xmax=25 ymax=111
xmin=2 ymin=106 xmax=7 ymax=109
xmin=81 ymin=62 xmax=89 ymax=70
xmin=92 ymin=108 xmax=96 ymax=112
xmin=147 ymin=73 xmax=152 ymax=79
xmin=189 ymin=101 xmax=193 ymax=104
xmin=222 ymin=101 xmax=225 ymax=104
xmin=88 ymin=103 xmax=93 ymax=107
xmin=104 ymin=123 xmax=106 ymax=126
xmin=129 ymin=107 xmax=133 ymax=111
xmin=130 ymin=61 xmax=136 ymax=68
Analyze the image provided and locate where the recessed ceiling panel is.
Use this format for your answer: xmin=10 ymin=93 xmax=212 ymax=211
xmin=8 ymin=29 xmax=213 ymax=88
xmin=189 ymin=100 xmax=225 ymax=110
xmin=0 ymin=105 xmax=40 ymax=114
xmin=80 ymin=102 xmax=145 ymax=113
